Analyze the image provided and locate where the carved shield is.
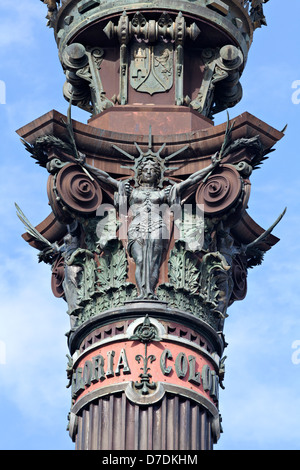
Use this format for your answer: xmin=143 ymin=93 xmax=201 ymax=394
xmin=130 ymin=42 xmax=174 ymax=95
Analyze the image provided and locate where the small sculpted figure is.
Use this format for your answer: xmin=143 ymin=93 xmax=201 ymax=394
xmin=250 ymin=0 xmax=269 ymax=29
xmin=40 ymin=0 xmax=60 ymax=26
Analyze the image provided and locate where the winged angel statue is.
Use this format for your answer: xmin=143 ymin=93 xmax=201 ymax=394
xmin=16 ymin=105 xmax=285 ymax=306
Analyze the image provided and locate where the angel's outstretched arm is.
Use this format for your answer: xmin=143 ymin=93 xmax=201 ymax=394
xmin=84 ymin=163 xmax=121 ymax=191
xmin=175 ymin=153 xmax=220 ymax=197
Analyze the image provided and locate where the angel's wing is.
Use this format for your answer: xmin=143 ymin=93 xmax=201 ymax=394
xmin=15 ymin=202 xmax=53 ymax=250
xmin=246 ymin=207 xmax=287 ymax=250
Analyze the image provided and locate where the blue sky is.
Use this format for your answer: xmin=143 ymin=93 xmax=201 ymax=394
xmin=0 ymin=0 xmax=300 ymax=451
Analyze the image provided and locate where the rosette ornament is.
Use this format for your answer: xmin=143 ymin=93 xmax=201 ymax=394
xmin=47 ymin=163 xmax=103 ymax=224
xmin=51 ymin=256 xmax=65 ymax=298
xmin=231 ymin=255 xmax=248 ymax=302
xmin=196 ymin=164 xmax=244 ymax=217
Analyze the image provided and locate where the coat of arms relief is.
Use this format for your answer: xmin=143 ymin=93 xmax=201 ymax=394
xmin=130 ymin=42 xmax=174 ymax=95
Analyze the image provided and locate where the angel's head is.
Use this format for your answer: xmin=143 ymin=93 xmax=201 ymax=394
xmin=136 ymin=158 xmax=162 ymax=187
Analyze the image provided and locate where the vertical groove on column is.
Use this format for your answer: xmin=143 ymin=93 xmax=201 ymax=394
xmin=108 ymin=394 xmax=114 ymax=449
xmin=112 ymin=393 xmax=125 ymax=450
xmin=153 ymin=398 xmax=164 ymax=450
xmin=179 ymin=398 xmax=191 ymax=450
xmin=89 ymin=403 xmax=95 ymax=449
xmin=147 ymin=405 xmax=153 ymax=450
xmin=74 ymin=392 xmax=214 ymax=450
xmin=191 ymin=401 xmax=201 ymax=450
xmin=125 ymin=396 xmax=135 ymax=450
xmin=201 ymin=409 xmax=208 ymax=450
xmin=161 ymin=395 xmax=167 ymax=450
xmin=101 ymin=396 xmax=110 ymax=450
xmin=207 ymin=418 xmax=212 ymax=450
xmin=75 ymin=414 xmax=82 ymax=450
xmin=134 ymin=404 xmax=140 ymax=450
xmin=82 ymin=408 xmax=87 ymax=450
xmin=166 ymin=395 xmax=180 ymax=450
xmin=120 ymin=392 xmax=127 ymax=450
xmin=139 ymin=406 xmax=148 ymax=450
xmin=97 ymin=398 xmax=102 ymax=450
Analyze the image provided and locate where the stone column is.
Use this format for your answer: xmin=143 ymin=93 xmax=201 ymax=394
xmin=68 ymin=306 xmax=223 ymax=450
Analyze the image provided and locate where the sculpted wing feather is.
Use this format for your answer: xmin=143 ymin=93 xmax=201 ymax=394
xmin=20 ymin=135 xmax=74 ymax=168
xmin=15 ymin=203 xmax=53 ymax=250
xmin=246 ymin=207 xmax=287 ymax=251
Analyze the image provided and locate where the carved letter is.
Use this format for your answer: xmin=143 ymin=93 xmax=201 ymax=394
xmin=91 ymin=354 xmax=105 ymax=382
xmin=188 ymin=355 xmax=201 ymax=385
xmin=106 ymin=351 xmax=115 ymax=377
xmin=72 ymin=367 xmax=85 ymax=398
xmin=201 ymin=364 xmax=212 ymax=392
xmin=83 ymin=360 xmax=93 ymax=386
xmin=115 ymin=348 xmax=131 ymax=375
xmin=160 ymin=349 xmax=173 ymax=375
xmin=175 ymin=352 xmax=188 ymax=379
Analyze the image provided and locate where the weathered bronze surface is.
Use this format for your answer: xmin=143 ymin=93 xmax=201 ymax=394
xmin=17 ymin=0 xmax=283 ymax=450
xmin=49 ymin=2 xmax=258 ymax=118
